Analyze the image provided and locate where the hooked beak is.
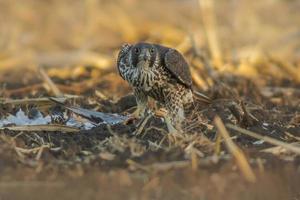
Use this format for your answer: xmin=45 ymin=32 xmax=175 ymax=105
xmin=139 ymin=50 xmax=151 ymax=62
xmin=143 ymin=54 xmax=149 ymax=61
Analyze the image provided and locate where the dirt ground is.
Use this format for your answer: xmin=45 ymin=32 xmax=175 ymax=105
xmin=0 ymin=0 xmax=300 ymax=200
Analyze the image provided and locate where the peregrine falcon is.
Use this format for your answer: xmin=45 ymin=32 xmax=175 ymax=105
xmin=117 ymin=42 xmax=206 ymax=132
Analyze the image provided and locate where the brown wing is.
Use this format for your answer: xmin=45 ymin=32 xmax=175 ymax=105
xmin=164 ymin=48 xmax=192 ymax=88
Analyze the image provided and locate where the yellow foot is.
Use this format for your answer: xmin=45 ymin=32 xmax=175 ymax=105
xmin=154 ymin=108 xmax=168 ymax=118
xmin=131 ymin=107 xmax=144 ymax=118
xmin=123 ymin=116 xmax=138 ymax=125
xmin=123 ymin=107 xmax=144 ymax=125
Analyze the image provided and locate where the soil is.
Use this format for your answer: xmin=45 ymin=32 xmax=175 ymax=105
xmin=0 ymin=68 xmax=299 ymax=200
xmin=0 ymin=0 xmax=300 ymax=199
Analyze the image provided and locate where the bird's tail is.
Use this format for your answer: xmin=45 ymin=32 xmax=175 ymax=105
xmin=193 ymin=90 xmax=211 ymax=104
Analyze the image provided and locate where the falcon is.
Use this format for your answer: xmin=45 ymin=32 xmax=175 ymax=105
xmin=117 ymin=42 xmax=209 ymax=132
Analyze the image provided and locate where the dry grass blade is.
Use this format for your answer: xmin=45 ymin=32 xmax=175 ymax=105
xmin=240 ymin=101 xmax=259 ymax=125
xmin=285 ymin=132 xmax=300 ymax=142
xmin=190 ymin=149 xmax=199 ymax=171
xmin=260 ymin=142 xmax=300 ymax=155
xmin=0 ymin=125 xmax=79 ymax=133
xmin=1 ymin=95 xmax=80 ymax=105
xmin=269 ymin=56 xmax=300 ymax=83
xmin=176 ymin=36 xmax=192 ymax=54
xmin=226 ymin=124 xmax=300 ymax=155
xmin=214 ymin=133 xmax=222 ymax=156
xmin=198 ymin=0 xmax=222 ymax=67
xmin=193 ymin=90 xmax=211 ymax=104
xmin=190 ymin=66 xmax=209 ymax=90
xmin=39 ymin=68 xmax=63 ymax=97
xmin=15 ymin=145 xmax=49 ymax=154
xmin=214 ymin=116 xmax=256 ymax=183
xmin=134 ymin=115 xmax=152 ymax=136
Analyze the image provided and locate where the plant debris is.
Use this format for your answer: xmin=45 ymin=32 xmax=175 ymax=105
xmin=0 ymin=0 xmax=299 ymax=200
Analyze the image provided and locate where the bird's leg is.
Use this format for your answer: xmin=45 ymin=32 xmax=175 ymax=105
xmin=124 ymin=89 xmax=148 ymax=125
xmin=164 ymin=108 xmax=184 ymax=135
xmin=164 ymin=115 xmax=179 ymax=134
xmin=132 ymin=89 xmax=148 ymax=118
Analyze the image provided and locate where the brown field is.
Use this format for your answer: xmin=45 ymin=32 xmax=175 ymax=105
xmin=0 ymin=0 xmax=299 ymax=199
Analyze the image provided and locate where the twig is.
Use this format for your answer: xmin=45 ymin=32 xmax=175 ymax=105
xmin=0 ymin=125 xmax=79 ymax=133
xmin=226 ymin=124 xmax=300 ymax=155
xmin=134 ymin=115 xmax=152 ymax=136
xmin=190 ymin=66 xmax=209 ymax=90
xmin=147 ymin=141 xmax=165 ymax=150
xmin=260 ymin=142 xmax=300 ymax=155
xmin=39 ymin=68 xmax=63 ymax=97
xmin=185 ymin=141 xmax=204 ymax=170
xmin=214 ymin=133 xmax=222 ymax=156
xmin=214 ymin=116 xmax=256 ymax=183
xmin=15 ymin=145 xmax=49 ymax=155
xmin=1 ymin=96 xmax=80 ymax=105
xmin=35 ymin=145 xmax=48 ymax=160
xmin=285 ymin=132 xmax=300 ymax=142
xmin=240 ymin=101 xmax=259 ymax=125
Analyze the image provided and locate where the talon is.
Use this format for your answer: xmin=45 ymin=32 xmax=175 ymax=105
xmin=154 ymin=108 xmax=168 ymax=118
xmin=123 ymin=107 xmax=144 ymax=125
xmin=123 ymin=116 xmax=138 ymax=125
xmin=132 ymin=108 xmax=143 ymax=118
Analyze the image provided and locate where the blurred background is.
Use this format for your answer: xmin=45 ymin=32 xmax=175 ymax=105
xmin=0 ymin=0 xmax=299 ymax=91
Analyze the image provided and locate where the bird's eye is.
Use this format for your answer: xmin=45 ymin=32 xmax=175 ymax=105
xmin=150 ymin=48 xmax=155 ymax=54
xmin=134 ymin=48 xmax=140 ymax=54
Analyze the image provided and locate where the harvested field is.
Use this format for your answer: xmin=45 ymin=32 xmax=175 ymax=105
xmin=0 ymin=0 xmax=299 ymax=199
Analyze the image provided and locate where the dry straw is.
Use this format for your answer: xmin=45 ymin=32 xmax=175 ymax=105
xmin=214 ymin=116 xmax=257 ymax=183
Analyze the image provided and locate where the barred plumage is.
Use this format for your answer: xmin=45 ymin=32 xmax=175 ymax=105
xmin=117 ymin=42 xmax=194 ymax=132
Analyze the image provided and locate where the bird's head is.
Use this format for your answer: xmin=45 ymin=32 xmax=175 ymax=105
xmin=129 ymin=42 xmax=158 ymax=68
